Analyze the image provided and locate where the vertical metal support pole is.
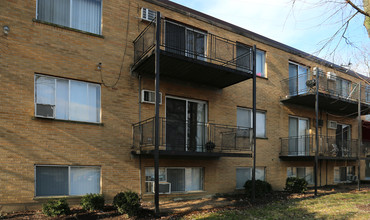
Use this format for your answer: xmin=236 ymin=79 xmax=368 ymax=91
xmin=358 ymin=83 xmax=361 ymax=191
xmin=314 ymin=68 xmax=319 ymax=196
xmin=252 ymin=45 xmax=257 ymax=202
xmin=154 ymin=12 xmax=161 ymax=215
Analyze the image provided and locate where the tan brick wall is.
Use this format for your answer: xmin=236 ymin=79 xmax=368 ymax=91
xmin=0 ymin=0 xmax=366 ymax=211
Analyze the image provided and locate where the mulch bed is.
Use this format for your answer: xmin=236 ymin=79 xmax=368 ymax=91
xmin=1 ymin=184 xmax=368 ymax=219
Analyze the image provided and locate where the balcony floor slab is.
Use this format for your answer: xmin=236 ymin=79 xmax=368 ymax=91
xmin=131 ymin=150 xmax=252 ymax=159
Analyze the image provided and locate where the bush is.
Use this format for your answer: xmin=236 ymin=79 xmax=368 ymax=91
xmin=285 ymin=177 xmax=308 ymax=193
xmin=244 ymin=179 xmax=272 ymax=198
xmin=81 ymin=193 xmax=105 ymax=211
xmin=113 ymin=191 xmax=141 ymax=217
xmin=42 ymin=199 xmax=70 ymax=217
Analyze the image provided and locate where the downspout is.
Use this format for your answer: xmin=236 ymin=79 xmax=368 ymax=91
xmin=326 ymin=112 xmax=329 ymax=186
xmin=138 ymin=75 xmax=142 ymax=196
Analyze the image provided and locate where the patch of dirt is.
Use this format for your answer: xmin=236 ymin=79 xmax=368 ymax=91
xmin=357 ymin=204 xmax=370 ymax=212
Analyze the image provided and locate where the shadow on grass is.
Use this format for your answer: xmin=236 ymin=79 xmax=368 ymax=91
xmin=161 ymin=186 xmax=369 ymax=219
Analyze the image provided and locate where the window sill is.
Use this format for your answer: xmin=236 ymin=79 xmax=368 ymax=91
xmin=34 ymin=195 xmax=83 ymax=200
xmin=143 ymin=190 xmax=206 ymax=195
xmin=256 ymin=75 xmax=268 ymax=80
xmin=32 ymin=19 xmax=104 ymax=39
xmin=32 ymin=116 xmax=104 ymax=126
xmin=256 ymin=137 xmax=268 ymax=140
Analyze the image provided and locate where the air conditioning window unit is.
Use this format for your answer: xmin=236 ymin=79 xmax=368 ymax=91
xmin=327 ymin=120 xmax=337 ymax=129
xmin=141 ymin=90 xmax=162 ymax=104
xmin=141 ymin=8 xmax=156 ymax=22
xmin=35 ymin=103 xmax=55 ymax=118
xmin=313 ymin=67 xmax=323 ymax=76
xmin=149 ymin=181 xmax=171 ymax=194
xmin=327 ymin=72 xmax=336 ymax=80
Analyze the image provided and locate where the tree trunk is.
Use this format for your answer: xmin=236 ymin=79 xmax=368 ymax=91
xmin=364 ymin=0 xmax=370 ymax=37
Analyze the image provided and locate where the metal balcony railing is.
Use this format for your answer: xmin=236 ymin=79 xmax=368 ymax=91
xmin=280 ymin=135 xmax=359 ymax=158
xmin=133 ymin=18 xmax=253 ymax=73
xmin=132 ymin=117 xmax=253 ymax=153
xmin=360 ymin=140 xmax=370 ymax=158
xmin=281 ymin=72 xmax=370 ymax=103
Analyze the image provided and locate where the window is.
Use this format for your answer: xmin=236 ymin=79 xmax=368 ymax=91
xmin=288 ymin=62 xmax=308 ymax=96
xmin=237 ymin=107 xmax=266 ymax=138
xmin=256 ymin=49 xmax=266 ymax=77
xmin=165 ymin=21 xmax=206 ymax=61
xmin=287 ymin=167 xmax=313 ymax=184
xmin=35 ymin=75 xmax=101 ymax=123
xmin=336 ymin=78 xmax=351 ymax=98
xmin=334 ymin=166 xmax=355 ymax=182
xmin=236 ymin=167 xmax=265 ymax=189
xmin=145 ymin=167 xmax=203 ymax=193
xmin=236 ymin=45 xmax=266 ymax=76
xmin=36 ymin=0 xmax=102 ymax=34
xmin=366 ymin=86 xmax=370 ymax=103
xmin=35 ymin=165 xmax=101 ymax=196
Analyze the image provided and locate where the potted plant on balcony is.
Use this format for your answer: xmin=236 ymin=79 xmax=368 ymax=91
xmin=205 ymin=141 xmax=216 ymax=152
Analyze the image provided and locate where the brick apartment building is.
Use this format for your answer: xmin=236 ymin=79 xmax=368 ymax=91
xmin=1 ymin=0 xmax=369 ymax=211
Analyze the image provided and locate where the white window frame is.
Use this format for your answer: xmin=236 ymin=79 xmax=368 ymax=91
xmin=145 ymin=167 xmax=204 ymax=193
xmin=236 ymin=167 xmax=266 ymax=189
xmin=256 ymin=49 xmax=266 ymax=78
xmin=36 ymin=0 xmax=103 ymax=35
xmin=237 ymin=107 xmax=266 ymax=138
xmin=34 ymin=165 xmax=101 ymax=197
xmin=34 ymin=74 xmax=102 ymax=123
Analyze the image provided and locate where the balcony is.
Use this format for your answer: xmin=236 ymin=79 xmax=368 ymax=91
xmin=280 ymin=73 xmax=370 ymax=115
xmin=280 ymin=135 xmax=359 ymax=161
xmin=131 ymin=117 xmax=252 ymax=158
xmin=132 ymin=19 xmax=253 ymax=89
xmin=360 ymin=140 xmax=370 ymax=159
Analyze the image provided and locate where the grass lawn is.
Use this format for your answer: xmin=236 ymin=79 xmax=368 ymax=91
xmin=186 ymin=190 xmax=370 ymax=220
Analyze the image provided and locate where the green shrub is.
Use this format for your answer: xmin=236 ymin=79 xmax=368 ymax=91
xmin=113 ymin=191 xmax=141 ymax=217
xmin=244 ymin=179 xmax=272 ymax=198
xmin=285 ymin=177 xmax=308 ymax=193
xmin=81 ymin=193 xmax=105 ymax=211
xmin=42 ymin=199 xmax=70 ymax=217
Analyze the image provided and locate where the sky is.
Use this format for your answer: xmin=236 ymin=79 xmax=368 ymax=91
xmin=171 ymin=0 xmax=370 ymax=75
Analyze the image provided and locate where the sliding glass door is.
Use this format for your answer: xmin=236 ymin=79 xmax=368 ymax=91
xmin=165 ymin=21 xmax=206 ymax=61
xmin=288 ymin=62 xmax=308 ymax=96
xmin=336 ymin=124 xmax=351 ymax=157
xmin=289 ymin=117 xmax=309 ymax=156
xmin=166 ymin=97 xmax=207 ymax=152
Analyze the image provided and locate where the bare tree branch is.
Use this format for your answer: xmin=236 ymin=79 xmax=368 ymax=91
xmin=346 ymin=0 xmax=370 ymax=17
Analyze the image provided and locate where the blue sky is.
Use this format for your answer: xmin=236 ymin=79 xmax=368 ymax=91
xmin=171 ymin=0 xmax=369 ymax=75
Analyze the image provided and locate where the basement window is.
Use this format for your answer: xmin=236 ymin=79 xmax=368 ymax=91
xmin=145 ymin=167 xmax=203 ymax=193
xmin=287 ymin=167 xmax=314 ymax=184
xmin=35 ymin=165 xmax=101 ymax=197
xmin=236 ymin=167 xmax=265 ymax=189
xmin=334 ymin=166 xmax=355 ymax=183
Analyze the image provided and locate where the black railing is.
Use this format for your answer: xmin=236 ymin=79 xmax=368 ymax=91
xmin=280 ymin=135 xmax=359 ymax=158
xmin=281 ymin=72 xmax=370 ymax=103
xmin=133 ymin=18 xmax=253 ymax=73
xmin=360 ymin=140 xmax=370 ymax=158
xmin=132 ymin=117 xmax=252 ymax=153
